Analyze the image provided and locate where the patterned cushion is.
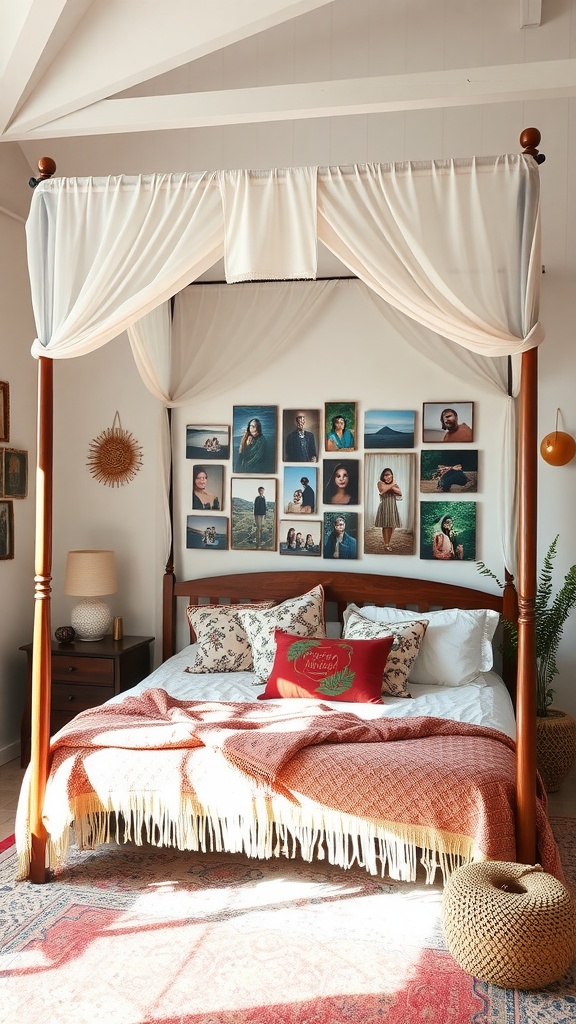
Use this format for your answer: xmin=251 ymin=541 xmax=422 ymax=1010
xmin=186 ymin=602 xmax=275 ymax=673
xmin=237 ymin=585 xmax=326 ymax=681
xmin=343 ymin=611 xmax=428 ymax=697
xmin=259 ymin=629 xmax=394 ymax=703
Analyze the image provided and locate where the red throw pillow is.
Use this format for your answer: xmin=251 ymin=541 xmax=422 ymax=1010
xmin=259 ymin=629 xmax=394 ymax=704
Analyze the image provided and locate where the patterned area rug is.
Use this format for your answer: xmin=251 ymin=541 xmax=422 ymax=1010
xmin=1 ymin=818 xmax=574 ymax=1024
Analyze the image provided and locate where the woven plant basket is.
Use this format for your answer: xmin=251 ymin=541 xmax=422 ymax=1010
xmin=442 ymin=861 xmax=576 ymax=990
xmin=536 ymin=709 xmax=576 ymax=793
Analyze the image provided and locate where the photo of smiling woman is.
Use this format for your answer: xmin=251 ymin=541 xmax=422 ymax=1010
xmin=322 ymin=460 xmax=359 ymax=505
xmin=192 ymin=465 xmax=223 ymax=510
xmin=363 ymin=453 xmax=416 ymax=556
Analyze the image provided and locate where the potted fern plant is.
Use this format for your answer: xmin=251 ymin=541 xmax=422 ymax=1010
xmin=477 ymin=535 xmax=576 ymax=791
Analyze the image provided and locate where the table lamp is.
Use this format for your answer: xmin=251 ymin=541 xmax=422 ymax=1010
xmin=64 ymin=549 xmax=117 ymax=640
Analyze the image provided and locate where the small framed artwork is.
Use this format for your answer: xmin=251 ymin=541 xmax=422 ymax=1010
xmin=186 ymin=514 xmax=228 ymax=550
xmin=283 ymin=466 xmax=317 ymax=514
xmin=322 ymin=459 xmax=359 ymax=506
xmin=422 ymin=403 xmax=474 ymax=443
xmin=232 ymin=405 xmax=278 ymax=474
xmin=231 ymin=477 xmax=277 ymax=551
xmin=323 ymin=510 xmax=358 ymax=560
xmin=419 ymin=501 xmax=477 ymax=561
xmin=192 ymin=464 xmax=224 ymax=511
xmin=186 ymin=424 xmax=230 ymax=460
xmin=279 ymin=519 xmax=321 ymax=556
xmin=282 ymin=409 xmax=320 ymax=463
xmin=3 ymin=449 xmax=28 ymax=499
xmin=420 ymin=449 xmax=478 ymax=493
xmin=363 ymin=453 xmax=416 ymax=556
xmin=0 ymin=382 xmax=9 ymax=442
xmin=324 ymin=402 xmax=357 ymax=452
xmin=0 ymin=500 xmax=14 ymax=559
xmin=364 ymin=409 xmax=415 ymax=449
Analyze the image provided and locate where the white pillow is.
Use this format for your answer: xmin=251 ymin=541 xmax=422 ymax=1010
xmin=342 ymin=603 xmax=499 ymax=687
xmin=237 ymin=586 xmax=326 ymax=682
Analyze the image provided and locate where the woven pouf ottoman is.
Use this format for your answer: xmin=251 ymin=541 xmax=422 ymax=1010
xmin=442 ymin=861 xmax=576 ymax=989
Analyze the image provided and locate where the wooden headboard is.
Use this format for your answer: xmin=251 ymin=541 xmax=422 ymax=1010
xmin=163 ymin=569 xmax=517 ymax=693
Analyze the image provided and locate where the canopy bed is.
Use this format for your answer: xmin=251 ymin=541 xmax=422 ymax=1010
xmin=22 ymin=130 xmax=545 ymax=884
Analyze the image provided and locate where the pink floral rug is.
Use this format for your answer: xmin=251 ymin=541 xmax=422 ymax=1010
xmin=1 ymin=818 xmax=574 ymax=1023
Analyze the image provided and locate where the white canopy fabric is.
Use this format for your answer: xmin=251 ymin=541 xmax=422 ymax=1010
xmin=27 ymin=155 xmax=542 ymax=362
xmin=25 ymin=154 xmax=542 ymax=575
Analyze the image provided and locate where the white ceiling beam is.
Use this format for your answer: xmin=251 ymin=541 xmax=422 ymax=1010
xmin=7 ymin=58 xmax=576 ymax=139
xmin=7 ymin=0 xmax=336 ymax=134
xmin=520 ymin=0 xmax=542 ymax=28
xmin=0 ymin=0 xmax=72 ymax=134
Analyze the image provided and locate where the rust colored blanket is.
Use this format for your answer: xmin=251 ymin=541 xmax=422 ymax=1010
xmin=16 ymin=689 xmax=562 ymax=883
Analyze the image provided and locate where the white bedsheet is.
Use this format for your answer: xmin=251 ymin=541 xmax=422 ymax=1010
xmin=107 ymin=644 xmax=516 ymax=740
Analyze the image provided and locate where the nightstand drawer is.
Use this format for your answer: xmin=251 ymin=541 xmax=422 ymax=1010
xmin=52 ymin=655 xmax=114 ymax=685
xmin=52 ymin=682 xmax=115 ymax=712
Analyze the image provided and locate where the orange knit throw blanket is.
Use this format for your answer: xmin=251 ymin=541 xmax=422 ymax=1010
xmin=16 ymin=689 xmax=563 ymax=883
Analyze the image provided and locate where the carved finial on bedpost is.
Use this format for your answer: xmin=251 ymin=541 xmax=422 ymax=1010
xmin=29 ymin=156 xmax=57 ymax=189
xmin=520 ymin=128 xmax=545 ymax=165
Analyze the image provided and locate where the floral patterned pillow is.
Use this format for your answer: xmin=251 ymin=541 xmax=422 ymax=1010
xmin=343 ymin=611 xmax=428 ymax=697
xmin=237 ymin=586 xmax=326 ymax=682
xmin=186 ymin=602 xmax=275 ymax=673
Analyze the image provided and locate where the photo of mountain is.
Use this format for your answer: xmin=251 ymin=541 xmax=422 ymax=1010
xmin=364 ymin=410 xmax=415 ymax=449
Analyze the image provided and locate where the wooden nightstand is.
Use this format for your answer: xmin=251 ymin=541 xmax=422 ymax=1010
xmin=20 ymin=634 xmax=154 ymax=767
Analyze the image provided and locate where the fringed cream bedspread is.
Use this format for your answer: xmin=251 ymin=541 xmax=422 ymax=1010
xmin=16 ymin=689 xmax=562 ymax=884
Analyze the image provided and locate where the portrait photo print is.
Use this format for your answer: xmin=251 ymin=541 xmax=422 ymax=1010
xmin=282 ymin=409 xmax=320 ymax=463
xmin=363 ymin=453 xmax=416 ymax=556
xmin=233 ymin=406 xmax=277 ymax=474
xmin=324 ymin=402 xmax=357 ymax=452
xmin=322 ymin=459 xmax=359 ymax=506
xmin=192 ymin=464 xmax=224 ymax=511
xmin=323 ymin=510 xmax=358 ymax=560
xmin=419 ymin=501 xmax=477 ymax=561
xmin=186 ymin=425 xmax=230 ymax=460
xmin=422 ymin=403 xmax=474 ymax=444
xmin=186 ymin=515 xmax=228 ymax=550
xmin=283 ymin=466 xmax=317 ymax=514
xmin=279 ymin=519 xmax=321 ymax=556
xmin=231 ymin=477 xmax=276 ymax=551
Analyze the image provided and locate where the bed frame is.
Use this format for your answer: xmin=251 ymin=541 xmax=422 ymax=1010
xmin=25 ymin=129 xmax=544 ymax=882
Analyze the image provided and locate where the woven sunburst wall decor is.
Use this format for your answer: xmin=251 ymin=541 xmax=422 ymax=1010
xmin=87 ymin=412 xmax=143 ymax=487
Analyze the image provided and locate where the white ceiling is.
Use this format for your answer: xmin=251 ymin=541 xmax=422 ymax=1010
xmin=1 ymin=0 xmax=572 ymax=181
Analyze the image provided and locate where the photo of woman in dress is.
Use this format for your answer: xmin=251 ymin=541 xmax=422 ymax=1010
xmin=322 ymin=460 xmax=359 ymax=505
xmin=323 ymin=513 xmax=358 ymax=560
xmin=374 ymin=467 xmax=402 ymax=551
xmin=192 ymin=466 xmax=222 ymax=510
xmin=363 ymin=453 xmax=416 ymax=556
xmin=233 ymin=406 xmax=277 ymax=474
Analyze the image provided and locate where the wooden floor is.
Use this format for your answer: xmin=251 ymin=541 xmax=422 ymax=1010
xmin=0 ymin=757 xmax=574 ymax=844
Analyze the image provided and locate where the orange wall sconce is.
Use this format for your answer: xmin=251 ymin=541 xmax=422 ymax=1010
xmin=540 ymin=409 xmax=576 ymax=466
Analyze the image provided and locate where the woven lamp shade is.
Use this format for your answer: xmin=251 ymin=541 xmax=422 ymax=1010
xmin=442 ymin=861 xmax=576 ymax=990
xmin=65 ymin=550 xmax=117 ymax=597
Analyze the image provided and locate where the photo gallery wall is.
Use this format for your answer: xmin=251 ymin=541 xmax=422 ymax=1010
xmin=185 ymin=401 xmax=478 ymax=562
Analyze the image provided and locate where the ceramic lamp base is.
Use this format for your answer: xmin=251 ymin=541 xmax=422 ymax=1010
xmin=70 ymin=598 xmax=113 ymax=641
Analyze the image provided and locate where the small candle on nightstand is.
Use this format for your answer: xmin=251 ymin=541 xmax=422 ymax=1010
xmin=113 ymin=616 xmax=123 ymax=641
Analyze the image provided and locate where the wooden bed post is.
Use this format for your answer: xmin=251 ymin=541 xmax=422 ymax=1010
xmin=28 ymin=356 xmax=53 ymax=882
xmin=27 ymin=157 xmax=57 ymax=883
xmin=162 ymin=407 xmax=176 ymax=661
xmin=515 ymin=128 xmax=544 ymax=866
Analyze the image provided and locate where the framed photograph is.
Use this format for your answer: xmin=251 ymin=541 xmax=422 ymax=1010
xmin=283 ymin=466 xmax=317 ymax=514
xmin=282 ymin=409 xmax=320 ymax=463
xmin=3 ymin=449 xmax=28 ymax=499
xmin=0 ymin=382 xmax=9 ymax=443
xmin=232 ymin=405 xmax=277 ymax=474
xmin=420 ymin=449 xmax=478 ymax=493
xmin=186 ymin=424 xmax=230 ymax=460
xmin=324 ymin=401 xmax=357 ymax=452
xmin=363 ymin=453 xmax=416 ymax=556
xmin=279 ymin=519 xmax=321 ymax=556
xmin=0 ymin=500 xmax=14 ymax=559
xmin=231 ymin=477 xmax=277 ymax=551
xmin=192 ymin=464 xmax=224 ymax=511
xmin=322 ymin=459 xmax=359 ymax=506
xmin=186 ymin=515 xmax=228 ymax=550
xmin=364 ymin=409 xmax=415 ymax=449
xmin=422 ymin=402 xmax=474 ymax=443
xmin=419 ymin=501 xmax=477 ymax=561
xmin=323 ymin=510 xmax=358 ymax=560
